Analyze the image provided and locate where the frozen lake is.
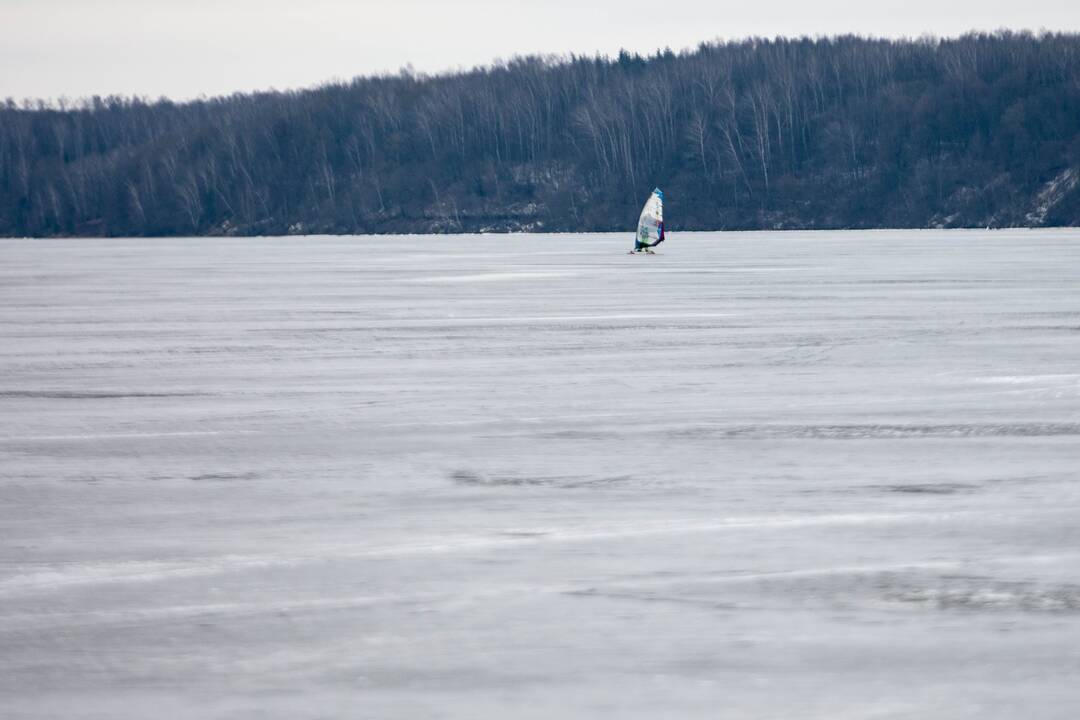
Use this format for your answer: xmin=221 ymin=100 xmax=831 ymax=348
xmin=2 ymin=230 xmax=1080 ymax=718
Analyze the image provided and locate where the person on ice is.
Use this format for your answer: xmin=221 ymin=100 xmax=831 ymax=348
xmin=632 ymin=187 xmax=665 ymax=253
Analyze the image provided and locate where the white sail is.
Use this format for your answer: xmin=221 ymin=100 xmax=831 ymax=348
xmin=635 ymin=188 xmax=665 ymax=249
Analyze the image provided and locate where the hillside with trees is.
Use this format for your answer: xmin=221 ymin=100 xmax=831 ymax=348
xmin=2 ymin=32 xmax=1080 ymax=237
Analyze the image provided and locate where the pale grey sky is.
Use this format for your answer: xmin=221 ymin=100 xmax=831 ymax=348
xmin=3 ymin=0 xmax=1079 ymax=100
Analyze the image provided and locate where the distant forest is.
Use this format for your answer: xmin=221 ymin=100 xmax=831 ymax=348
xmin=3 ymin=32 xmax=1080 ymax=237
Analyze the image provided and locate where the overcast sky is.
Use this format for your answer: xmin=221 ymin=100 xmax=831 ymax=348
xmin=3 ymin=0 xmax=1079 ymax=101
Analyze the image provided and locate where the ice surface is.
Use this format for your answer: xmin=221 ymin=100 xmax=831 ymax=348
xmin=2 ymin=230 xmax=1080 ymax=719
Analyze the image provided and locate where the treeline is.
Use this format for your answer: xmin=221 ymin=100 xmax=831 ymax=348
xmin=3 ymin=32 xmax=1080 ymax=237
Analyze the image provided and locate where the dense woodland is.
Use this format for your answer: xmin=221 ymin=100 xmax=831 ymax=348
xmin=3 ymin=32 xmax=1080 ymax=237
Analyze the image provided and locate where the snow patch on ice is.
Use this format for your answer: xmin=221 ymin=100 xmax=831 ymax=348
xmin=972 ymin=374 xmax=1080 ymax=384
xmin=0 ymin=556 xmax=280 ymax=596
xmin=405 ymin=271 xmax=577 ymax=283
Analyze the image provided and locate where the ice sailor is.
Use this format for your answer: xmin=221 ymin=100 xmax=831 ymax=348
xmin=632 ymin=187 xmax=665 ymax=254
